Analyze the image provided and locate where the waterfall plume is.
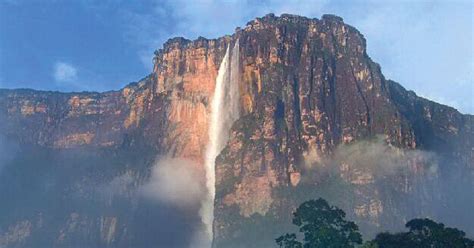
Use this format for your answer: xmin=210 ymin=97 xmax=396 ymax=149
xmin=200 ymin=40 xmax=240 ymax=244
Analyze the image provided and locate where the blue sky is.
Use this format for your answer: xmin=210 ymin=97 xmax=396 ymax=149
xmin=0 ymin=0 xmax=472 ymax=113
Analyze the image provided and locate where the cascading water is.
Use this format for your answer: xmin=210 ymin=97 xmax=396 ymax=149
xmin=200 ymin=40 xmax=240 ymax=244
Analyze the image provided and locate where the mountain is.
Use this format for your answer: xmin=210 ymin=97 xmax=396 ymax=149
xmin=0 ymin=14 xmax=473 ymax=248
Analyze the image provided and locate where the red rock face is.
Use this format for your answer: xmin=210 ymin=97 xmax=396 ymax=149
xmin=0 ymin=13 xmax=473 ymax=248
xmin=153 ymin=37 xmax=230 ymax=164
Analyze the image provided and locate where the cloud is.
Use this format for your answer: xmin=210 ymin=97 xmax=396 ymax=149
xmin=301 ymin=137 xmax=474 ymax=235
xmin=53 ymin=62 xmax=78 ymax=83
xmin=303 ymin=137 xmax=439 ymax=180
xmin=139 ymin=157 xmax=206 ymax=208
xmin=95 ymin=158 xmax=206 ymax=208
xmin=333 ymin=138 xmax=438 ymax=178
xmin=0 ymin=135 xmax=18 ymax=174
xmin=96 ymin=171 xmax=136 ymax=204
xmin=138 ymin=157 xmax=210 ymax=247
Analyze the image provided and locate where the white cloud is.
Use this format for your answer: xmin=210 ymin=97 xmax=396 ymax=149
xmin=53 ymin=62 xmax=78 ymax=82
xmin=139 ymin=157 xmax=206 ymax=208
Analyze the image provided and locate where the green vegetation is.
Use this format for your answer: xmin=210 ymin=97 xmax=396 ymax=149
xmin=276 ymin=198 xmax=474 ymax=248
xmin=276 ymin=198 xmax=362 ymax=248
xmin=372 ymin=218 xmax=474 ymax=248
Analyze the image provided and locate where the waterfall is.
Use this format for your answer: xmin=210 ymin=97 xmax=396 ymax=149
xmin=201 ymin=40 xmax=240 ymax=244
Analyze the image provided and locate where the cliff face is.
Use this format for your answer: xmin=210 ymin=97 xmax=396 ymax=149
xmin=209 ymin=14 xmax=473 ymax=247
xmin=0 ymin=14 xmax=472 ymax=248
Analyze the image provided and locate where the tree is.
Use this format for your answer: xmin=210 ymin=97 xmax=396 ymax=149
xmin=276 ymin=198 xmax=363 ymax=248
xmin=373 ymin=218 xmax=474 ymax=248
xmin=360 ymin=241 xmax=378 ymax=248
xmin=276 ymin=234 xmax=302 ymax=248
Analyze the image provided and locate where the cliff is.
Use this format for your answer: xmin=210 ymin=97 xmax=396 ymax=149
xmin=0 ymin=13 xmax=472 ymax=248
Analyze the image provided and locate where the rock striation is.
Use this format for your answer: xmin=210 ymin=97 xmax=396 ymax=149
xmin=0 ymin=13 xmax=473 ymax=248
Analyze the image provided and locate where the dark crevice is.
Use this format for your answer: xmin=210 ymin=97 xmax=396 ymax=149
xmin=308 ymin=55 xmax=315 ymax=116
xmin=350 ymin=64 xmax=372 ymax=134
xmin=292 ymin=75 xmax=302 ymax=140
xmin=328 ymin=57 xmax=340 ymax=143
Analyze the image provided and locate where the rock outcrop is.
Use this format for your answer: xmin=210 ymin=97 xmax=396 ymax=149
xmin=0 ymin=13 xmax=472 ymax=248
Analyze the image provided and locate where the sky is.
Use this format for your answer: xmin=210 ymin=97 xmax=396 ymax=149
xmin=0 ymin=0 xmax=472 ymax=113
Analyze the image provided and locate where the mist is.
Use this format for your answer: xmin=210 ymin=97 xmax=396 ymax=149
xmin=140 ymin=157 xmax=206 ymax=208
xmin=0 ymin=135 xmax=18 ymax=175
xmin=300 ymin=137 xmax=474 ymax=237
xmin=98 ymin=157 xmax=209 ymax=248
xmin=0 ymin=143 xmax=210 ymax=247
xmin=333 ymin=137 xmax=439 ymax=178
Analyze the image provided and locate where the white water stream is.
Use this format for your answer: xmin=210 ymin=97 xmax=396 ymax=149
xmin=200 ymin=40 xmax=240 ymax=243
